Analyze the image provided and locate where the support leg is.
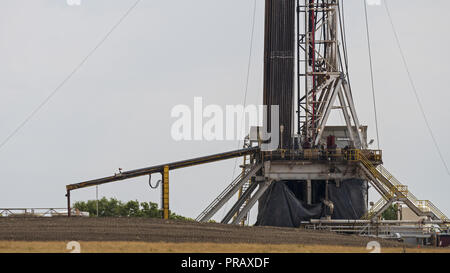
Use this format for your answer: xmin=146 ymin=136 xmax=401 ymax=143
xmin=232 ymin=180 xmax=273 ymax=225
xmin=338 ymin=89 xmax=356 ymax=147
xmin=222 ymin=182 xmax=259 ymax=224
xmin=163 ymin=165 xmax=169 ymax=220
xmin=66 ymin=190 xmax=71 ymax=217
xmin=342 ymin=82 xmax=365 ymax=148
xmin=307 ymin=180 xmax=312 ymax=205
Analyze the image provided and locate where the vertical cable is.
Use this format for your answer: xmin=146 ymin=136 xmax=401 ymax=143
xmin=364 ymin=0 xmax=381 ymax=149
xmin=384 ymin=0 xmax=450 ymax=176
xmin=226 ymin=0 xmax=258 ymax=219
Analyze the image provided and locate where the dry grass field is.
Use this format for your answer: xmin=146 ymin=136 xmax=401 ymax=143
xmin=1 ymin=241 xmax=449 ymax=253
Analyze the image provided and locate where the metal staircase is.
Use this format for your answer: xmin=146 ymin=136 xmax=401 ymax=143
xmin=352 ymin=151 xmax=449 ymax=225
xmin=234 ymin=154 xmax=253 ymax=225
xmin=195 ymin=163 xmax=262 ymax=223
xmin=364 ymin=198 xmax=390 ymax=220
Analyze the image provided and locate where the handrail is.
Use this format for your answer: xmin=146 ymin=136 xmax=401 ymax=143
xmin=354 ymin=150 xmax=449 ymax=223
xmin=363 ymin=198 xmax=388 ymax=220
xmin=195 ymin=168 xmax=249 ymax=222
xmin=195 ymin=163 xmax=262 ymax=222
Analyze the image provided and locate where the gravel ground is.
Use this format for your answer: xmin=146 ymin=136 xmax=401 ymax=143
xmin=0 ymin=217 xmax=404 ymax=248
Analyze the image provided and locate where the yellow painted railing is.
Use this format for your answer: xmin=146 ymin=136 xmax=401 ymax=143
xmin=349 ymin=150 xmax=449 ymax=223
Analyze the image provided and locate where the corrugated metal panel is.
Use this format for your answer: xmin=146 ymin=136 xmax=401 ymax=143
xmin=263 ymin=0 xmax=296 ymax=149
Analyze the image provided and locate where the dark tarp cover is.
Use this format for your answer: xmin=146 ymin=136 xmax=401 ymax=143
xmin=328 ymin=179 xmax=368 ymax=220
xmin=255 ymin=179 xmax=368 ymax=227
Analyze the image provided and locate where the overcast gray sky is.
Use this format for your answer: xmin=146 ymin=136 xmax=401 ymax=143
xmin=1 ymin=0 xmax=449 ymax=222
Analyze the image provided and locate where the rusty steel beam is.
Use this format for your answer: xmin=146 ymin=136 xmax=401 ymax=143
xmin=66 ymin=147 xmax=260 ymax=192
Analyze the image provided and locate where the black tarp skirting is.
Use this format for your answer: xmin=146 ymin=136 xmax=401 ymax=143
xmin=255 ymin=179 xmax=368 ymax=227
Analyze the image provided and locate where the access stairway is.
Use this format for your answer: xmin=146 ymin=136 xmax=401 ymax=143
xmin=349 ymin=150 xmax=449 ymax=227
xmin=233 ymin=151 xmax=254 ymax=225
xmin=195 ymin=163 xmax=262 ymax=223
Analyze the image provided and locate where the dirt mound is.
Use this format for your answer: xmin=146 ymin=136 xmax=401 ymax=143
xmin=0 ymin=217 xmax=402 ymax=248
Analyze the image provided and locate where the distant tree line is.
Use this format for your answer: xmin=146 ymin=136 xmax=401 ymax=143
xmin=73 ymin=197 xmax=192 ymax=221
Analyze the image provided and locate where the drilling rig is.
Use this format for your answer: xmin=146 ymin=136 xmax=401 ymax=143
xmin=66 ymin=0 xmax=449 ymax=238
xmin=198 ymin=0 xmax=375 ymax=226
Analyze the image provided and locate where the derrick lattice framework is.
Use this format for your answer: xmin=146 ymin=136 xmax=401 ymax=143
xmin=297 ymin=0 xmax=364 ymax=148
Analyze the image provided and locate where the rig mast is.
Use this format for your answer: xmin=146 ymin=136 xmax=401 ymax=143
xmin=297 ymin=0 xmax=364 ymax=148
